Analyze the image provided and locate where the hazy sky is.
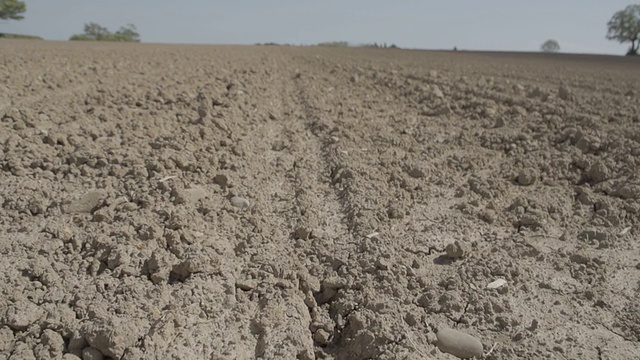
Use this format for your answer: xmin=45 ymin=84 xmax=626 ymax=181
xmin=2 ymin=0 xmax=636 ymax=54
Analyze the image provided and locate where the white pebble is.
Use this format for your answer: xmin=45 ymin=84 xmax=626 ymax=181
xmin=486 ymin=279 xmax=507 ymax=289
xmin=436 ymin=328 xmax=483 ymax=359
xmin=230 ymin=196 xmax=250 ymax=209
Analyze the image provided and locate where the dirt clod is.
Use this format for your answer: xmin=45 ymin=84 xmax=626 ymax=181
xmin=586 ymin=161 xmax=610 ymax=183
xmin=558 ymin=84 xmax=573 ymax=100
xmin=445 ymin=241 xmax=468 ymax=259
xmin=63 ymin=190 xmax=107 ymax=214
xmin=516 ymin=168 xmax=538 ymax=186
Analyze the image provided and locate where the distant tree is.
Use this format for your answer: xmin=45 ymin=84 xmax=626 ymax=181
xmin=113 ymin=24 xmax=140 ymax=42
xmin=70 ymin=22 xmax=140 ymax=42
xmin=81 ymin=22 xmax=110 ymax=40
xmin=606 ymin=4 xmax=640 ymax=55
xmin=0 ymin=0 xmax=26 ymax=21
xmin=540 ymin=39 xmax=561 ymax=53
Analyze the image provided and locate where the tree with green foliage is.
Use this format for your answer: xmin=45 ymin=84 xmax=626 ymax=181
xmin=70 ymin=22 xmax=140 ymax=42
xmin=606 ymin=4 xmax=640 ymax=56
xmin=113 ymin=24 xmax=140 ymax=42
xmin=0 ymin=0 xmax=26 ymax=21
xmin=71 ymin=23 xmax=111 ymax=41
xmin=540 ymin=39 xmax=560 ymax=53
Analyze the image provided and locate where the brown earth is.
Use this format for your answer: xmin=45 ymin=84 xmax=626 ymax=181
xmin=1 ymin=40 xmax=639 ymax=360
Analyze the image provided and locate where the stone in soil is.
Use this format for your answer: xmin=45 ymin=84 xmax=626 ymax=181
xmin=436 ymin=328 xmax=484 ymax=359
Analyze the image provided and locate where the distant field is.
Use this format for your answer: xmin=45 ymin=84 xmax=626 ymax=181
xmin=0 ymin=33 xmax=43 ymax=40
xmin=0 ymin=40 xmax=639 ymax=360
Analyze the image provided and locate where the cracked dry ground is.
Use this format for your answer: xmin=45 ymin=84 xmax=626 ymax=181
xmin=1 ymin=41 xmax=640 ymax=360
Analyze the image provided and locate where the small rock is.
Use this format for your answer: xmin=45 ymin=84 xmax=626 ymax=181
xmin=211 ymin=98 xmax=225 ymax=107
xmin=375 ymin=258 xmax=390 ymax=270
xmin=512 ymin=105 xmax=527 ymax=116
xmin=197 ymin=105 xmax=208 ymax=119
xmin=293 ymin=226 xmax=312 ymax=240
xmin=92 ymin=208 xmax=112 ymax=223
xmin=576 ymin=189 xmax=596 ymax=205
xmin=575 ymin=135 xmax=602 ymax=154
xmin=271 ymin=140 xmax=286 ymax=151
xmin=316 ymin=288 xmax=336 ymax=305
xmin=213 ymin=174 xmax=229 ymax=187
xmin=300 ymin=274 xmax=321 ymax=293
xmin=236 ymin=279 xmax=257 ymax=291
xmin=513 ymin=84 xmax=526 ymax=94
xmin=445 ymin=241 xmax=468 ymax=259
xmin=64 ymin=190 xmax=107 ymax=214
xmin=63 ymin=354 xmax=82 ymax=360
xmin=482 ymin=106 xmax=497 ymax=118
xmin=323 ymin=276 xmax=348 ymax=290
xmin=314 ymin=329 xmax=332 ymax=345
xmin=431 ymin=85 xmax=444 ymax=98
xmin=404 ymin=313 xmax=419 ymax=326
xmin=147 ymin=250 xmax=173 ymax=285
xmin=407 ymin=167 xmax=426 ymax=179
xmin=479 ymin=210 xmax=495 ymax=224
xmin=47 ymin=224 xmax=74 ymax=242
xmin=436 ymin=328 xmax=483 ymax=359
xmin=232 ymin=145 xmax=245 ymax=157
xmin=387 ymin=206 xmax=404 ymax=219
xmin=68 ymin=332 xmax=88 ymax=352
xmin=82 ymin=347 xmax=104 ymax=360
xmin=121 ymin=202 xmax=138 ymax=212
xmin=586 ymin=161 xmax=609 ymax=183
xmin=304 ymin=291 xmax=317 ymax=308
xmin=171 ymin=188 xmax=189 ymax=205
xmin=41 ymin=329 xmax=65 ymax=355
xmin=230 ymin=196 xmax=250 ymax=209
xmin=517 ymin=169 xmax=537 ymax=186
xmin=558 ymin=84 xmax=573 ymax=100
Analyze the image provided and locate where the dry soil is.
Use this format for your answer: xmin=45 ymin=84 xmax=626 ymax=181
xmin=1 ymin=40 xmax=639 ymax=359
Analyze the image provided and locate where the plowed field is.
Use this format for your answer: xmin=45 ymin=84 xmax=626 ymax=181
xmin=1 ymin=40 xmax=639 ymax=359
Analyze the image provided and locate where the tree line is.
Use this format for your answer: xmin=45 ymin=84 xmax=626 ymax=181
xmin=69 ymin=23 xmax=140 ymax=43
xmin=1 ymin=0 xmax=139 ymax=42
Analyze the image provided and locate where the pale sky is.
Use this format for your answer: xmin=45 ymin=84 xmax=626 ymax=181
xmin=2 ymin=0 xmax=637 ymax=55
